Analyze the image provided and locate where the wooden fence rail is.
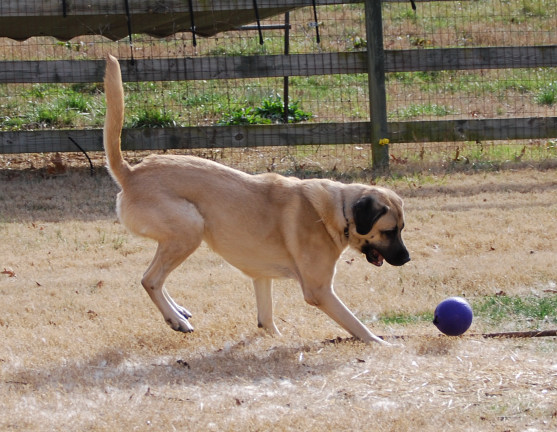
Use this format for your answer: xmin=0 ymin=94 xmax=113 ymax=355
xmin=1 ymin=46 xmax=556 ymax=84
xmin=3 ymin=117 xmax=555 ymax=155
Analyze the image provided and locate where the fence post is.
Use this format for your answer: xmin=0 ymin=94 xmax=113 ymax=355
xmin=364 ymin=0 xmax=389 ymax=171
xmin=283 ymin=11 xmax=290 ymax=124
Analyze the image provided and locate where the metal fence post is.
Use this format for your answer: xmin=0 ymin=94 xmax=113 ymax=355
xmin=365 ymin=0 xmax=389 ymax=171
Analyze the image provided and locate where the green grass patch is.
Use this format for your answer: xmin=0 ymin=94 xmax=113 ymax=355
xmin=390 ymin=103 xmax=457 ymax=119
xmin=0 ymin=85 xmax=100 ymax=130
xmin=378 ymin=311 xmax=434 ymax=326
xmin=388 ymin=69 xmax=557 ymax=98
xmin=218 ymin=95 xmax=312 ymax=125
xmin=521 ymin=0 xmax=549 ymax=18
xmin=474 ymin=295 xmax=557 ymax=327
xmin=535 ymin=82 xmax=556 ymax=106
xmin=33 ymin=91 xmax=93 ymax=128
xmin=375 ymin=294 xmax=557 ymax=330
xmin=444 ymin=141 xmax=557 ymax=171
xmin=128 ymin=108 xmax=178 ymax=128
xmin=218 ymin=106 xmax=271 ymax=125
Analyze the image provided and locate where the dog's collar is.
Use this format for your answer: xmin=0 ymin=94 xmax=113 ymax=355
xmin=342 ymin=201 xmax=350 ymax=239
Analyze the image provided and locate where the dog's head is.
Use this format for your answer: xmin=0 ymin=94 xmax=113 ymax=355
xmin=348 ymin=189 xmax=410 ymax=267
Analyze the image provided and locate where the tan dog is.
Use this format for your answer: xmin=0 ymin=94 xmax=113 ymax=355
xmin=103 ymin=55 xmax=410 ymax=344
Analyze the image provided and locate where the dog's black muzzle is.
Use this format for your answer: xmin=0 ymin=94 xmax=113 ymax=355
xmin=385 ymin=245 xmax=411 ymax=266
xmin=362 ymin=242 xmax=410 ymax=267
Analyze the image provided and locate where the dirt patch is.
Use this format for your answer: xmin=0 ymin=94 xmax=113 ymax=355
xmin=1 ymin=165 xmax=556 ymax=431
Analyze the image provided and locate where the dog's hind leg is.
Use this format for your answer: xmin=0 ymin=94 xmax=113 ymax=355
xmin=163 ymin=287 xmax=192 ymax=319
xmin=253 ymin=278 xmax=280 ymax=335
xmin=141 ymin=236 xmax=202 ymax=333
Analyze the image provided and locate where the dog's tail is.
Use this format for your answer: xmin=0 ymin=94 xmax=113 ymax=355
xmin=103 ymin=54 xmax=131 ymax=186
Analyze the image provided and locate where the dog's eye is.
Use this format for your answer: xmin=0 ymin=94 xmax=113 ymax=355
xmin=382 ymin=229 xmax=397 ymax=237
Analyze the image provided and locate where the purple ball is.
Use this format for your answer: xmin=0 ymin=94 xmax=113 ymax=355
xmin=433 ymin=297 xmax=473 ymax=336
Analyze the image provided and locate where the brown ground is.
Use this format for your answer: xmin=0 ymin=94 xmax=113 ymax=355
xmin=1 ymin=161 xmax=556 ymax=431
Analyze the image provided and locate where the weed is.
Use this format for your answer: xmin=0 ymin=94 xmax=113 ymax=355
xmin=218 ymin=106 xmax=270 ymax=125
xmin=255 ymin=95 xmax=312 ymax=123
xmin=0 ymin=116 xmax=26 ymax=130
xmin=35 ymin=104 xmax=76 ymax=127
xmin=535 ymin=82 xmax=556 ymax=106
xmin=56 ymin=40 xmax=84 ymax=52
xmin=218 ymin=95 xmax=312 ymax=125
xmin=64 ymin=93 xmax=90 ymax=112
xmin=112 ymin=235 xmax=126 ymax=250
xmin=129 ymin=108 xmax=178 ymax=128
xmin=351 ymin=36 xmax=367 ymax=50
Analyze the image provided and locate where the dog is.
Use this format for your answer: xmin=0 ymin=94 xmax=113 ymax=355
xmin=103 ymin=55 xmax=410 ymax=344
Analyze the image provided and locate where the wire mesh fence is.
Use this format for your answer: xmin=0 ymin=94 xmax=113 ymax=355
xmin=0 ymin=0 xmax=555 ymax=175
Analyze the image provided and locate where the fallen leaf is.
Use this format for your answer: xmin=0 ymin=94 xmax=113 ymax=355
xmin=47 ymin=153 xmax=67 ymax=175
xmin=176 ymin=359 xmax=191 ymax=369
xmin=1 ymin=268 xmax=16 ymax=278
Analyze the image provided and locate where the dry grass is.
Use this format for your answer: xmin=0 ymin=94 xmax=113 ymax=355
xmin=1 ymin=163 xmax=556 ymax=431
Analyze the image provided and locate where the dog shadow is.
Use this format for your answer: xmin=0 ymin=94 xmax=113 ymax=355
xmin=6 ymin=336 xmax=343 ymax=394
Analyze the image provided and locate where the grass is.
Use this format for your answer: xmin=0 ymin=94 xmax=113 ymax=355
xmin=389 ymin=103 xmax=457 ymax=119
xmin=378 ymin=311 xmax=434 ymax=326
xmin=0 ymin=85 xmax=103 ymax=130
xmin=536 ymin=81 xmax=556 ymax=105
xmin=218 ymin=94 xmax=312 ymax=125
xmin=129 ymin=108 xmax=178 ymax=128
xmin=521 ymin=0 xmax=549 ymax=18
xmin=0 ymin=162 xmax=556 ymax=431
xmin=476 ymin=295 xmax=557 ymax=329
xmin=377 ymin=294 xmax=557 ymax=331
xmin=2 ymin=66 xmax=553 ymax=129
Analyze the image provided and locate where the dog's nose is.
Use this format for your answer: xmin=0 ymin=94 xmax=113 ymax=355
xmin=389 ymin=251 xmax=410 ymax=266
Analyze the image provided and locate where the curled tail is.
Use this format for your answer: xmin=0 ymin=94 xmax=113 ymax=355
xmin=103 ymin=54 xmax=131 ymax=185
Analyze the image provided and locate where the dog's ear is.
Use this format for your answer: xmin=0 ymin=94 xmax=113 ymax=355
xmin=352 ymin=196 xmax=388 ymax=235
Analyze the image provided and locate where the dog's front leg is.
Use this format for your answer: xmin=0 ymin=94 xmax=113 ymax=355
xmin=303 ymin=284 xmax=388 ymax=345
xmin=253 ymin=278 xmax=281 ymax=335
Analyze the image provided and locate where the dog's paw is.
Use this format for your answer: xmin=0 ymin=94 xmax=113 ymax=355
xmin=176 ymin=305 xmax=192 ymax=320
xmin=258 ymin=322 xmax=282 ymax=336
xmin=166 ymin=317 xmax=194 ymax=333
